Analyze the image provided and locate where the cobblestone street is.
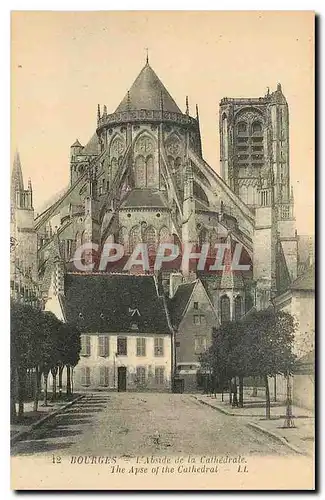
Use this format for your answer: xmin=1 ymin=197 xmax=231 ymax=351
xmin=11 ymin=393 xmax=293 ymax=457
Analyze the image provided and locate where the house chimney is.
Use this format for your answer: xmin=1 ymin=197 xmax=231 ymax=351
xmin=169 ymin=272 xmax=183 ymax=298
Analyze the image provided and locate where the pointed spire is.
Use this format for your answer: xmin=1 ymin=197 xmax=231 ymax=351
xmin=103 ymin=104 xmax=107 ymax=116
xmin=127 ymin=91 xmax=131 ymax=111
xmin=185 ymin=96 xmax=189 ymax=115
xmin=196 ymin=104 xmax=200 ymax=122
xmin=97 ymin=104 xmax=101 ymax=123
xmin=11 ymin=150 xmax=24 ymax=200
xmin=28 ymin=177 xmax=32 ymax=191
xmin=160 ymin=90 xmax=164 ymax=113
xmin=145 ymin=47 xmax=149 ymax=65
xmin=220 ymin=234 xmax=235 ymax=289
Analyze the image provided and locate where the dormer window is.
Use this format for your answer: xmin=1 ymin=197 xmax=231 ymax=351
xmin=129 ymin=307 xmax=140 ymax=317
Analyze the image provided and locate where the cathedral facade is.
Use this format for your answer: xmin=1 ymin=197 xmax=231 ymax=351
xmin=11 ymin=59 xmax=304 ymax=391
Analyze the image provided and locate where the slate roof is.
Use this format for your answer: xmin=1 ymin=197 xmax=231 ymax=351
xmin=82 ymin=133 xmax=99 ymax=155
xmin=63 ymin=273 xmax=171 ymax=334
xmin=120 ymin=189 xmax=168 ymax=209
xmin=71 ymin=139 xmax=83 ymax=148
xmin=115 ymin=63 xmax=182 ymax=114
xmin=291 ymin=264 xmax=315 ymax=291
xmin=168 ymin=281 xmax=196 ymax=328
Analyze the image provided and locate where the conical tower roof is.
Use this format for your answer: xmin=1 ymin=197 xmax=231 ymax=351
xmin=11 ymin=151 xmax=24 ymax=200
xmin=115 ymin=62 xmax=181 ymax=114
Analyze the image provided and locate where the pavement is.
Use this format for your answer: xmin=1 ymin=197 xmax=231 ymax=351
xmin=11 ymin=395 xmax=84 ymax=444
xmin=193 ymin=392 xmax=314 ymax=457
xmin=11 ymin=392 xmax=294 ymax=457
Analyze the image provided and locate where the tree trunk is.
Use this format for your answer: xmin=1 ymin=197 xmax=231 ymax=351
xmin=251 ymin=376 xmax=258 ymax=397
xmin=232 ymin=377 xmax=239 ymax=407
xmin=58 ymin=365 xmax=64 ymax=399
xmin=66 ymin=365 xmax=72 ymax=398
xmin=33 ymin=366 xmax=41 ymax=412
xmin=239 ymin=376 xmax=244 ymax=408
xmin=43 ymin=369 xmax=49 ymax=406
xmin=17 ymin=366 xmax=26 ymax=419
xmin=10 ymin=366 xmax=17 ymax=423
xmin=228 ymin=379 xmax=232 ymax=405
xmin=71 ymin=367 xmax=74 ymax=395
xmin=264 ymin=375 xmax=271 ymax=419
xmin=51 ymin=366 xmax=58 ymax=401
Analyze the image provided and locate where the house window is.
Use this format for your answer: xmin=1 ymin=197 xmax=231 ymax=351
xmin=81 ymin=367 xmax=91 ymax=386
xmin=193 ymin=302 xmax=199 ymax=310
xmin=136 ymin=366 xmax=146 ymax=385
xmin=193 ymin=315 xmax=204 ymax=325
xmin=98 ymin=336 xmax=109 ymax=357
xmin=136 ymin=338 xmax=146 ymax=357
xmin=99 ymin=366 xmax=109 ymax=386
xmin=81 ymin=335 xmax=91 ymax=356
xmin=155 ymin=367 xmax=165 ymax=385
xmin=154 ymin=338 xmax=164 ymax=357
xmin=117 ymin=337 xmax=127 ymax=356
xmin=195 ymin=337 xmax=207 ymax=353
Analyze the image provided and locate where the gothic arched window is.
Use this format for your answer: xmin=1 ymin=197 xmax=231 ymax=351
xmin=111 ymin=158 xmax=118 ymax=180
xmin=252 ymin=121 xmax=263 ymax=134
xmin=118 ymin=227 xmax=127 ymax=247
xmin=174 ymin=157 xmax=182 ymax=188
xmin=220 ymin=295 xmax=231 ymax=324
xmin=134 ymin=155 xmax=146 ymax=188
xmin=146 ymin=155 xmax=155 ymax=188
xmin=129 ymin=226 xmax=140 ymax=253
xmin=234 ymin=295 xmax=242 ymax=321
xmin=237 ymin=121 xmax=248 ymax=134
xmin=159 ymin=226 xmax=171 ymax=244
xmin=144 ymin=226 xmax=157 ymax=255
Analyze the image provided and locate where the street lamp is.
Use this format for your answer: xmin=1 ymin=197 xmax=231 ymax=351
xmin=282 ymin=371 xmax=295 ymax=429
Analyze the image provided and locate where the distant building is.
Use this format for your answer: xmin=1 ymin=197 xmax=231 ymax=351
xmin=169 ymin=277 xmax=217 ymax=392
xmin=275 ymin=264 xmax=315 ymax=409
xmin=10 ymin=152 xmax=40 ymax=307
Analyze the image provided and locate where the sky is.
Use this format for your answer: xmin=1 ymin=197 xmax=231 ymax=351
xmin=11 ymin=11 xmax=314 ymax=234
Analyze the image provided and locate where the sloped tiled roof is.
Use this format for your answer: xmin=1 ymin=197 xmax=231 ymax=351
xmin=115 ymin=63 xmax=181 ymax=114
xmin=120 ymin=189 xmax=167 ymax=209
xmin=291 ymin=264 xmax=315 ymax=291
xmin=82 ymin=133 xmax=99 ymax=155
xmin=168 ymin=281 xmax=196 ymax=328
xmin=63 ymin=273 xmax=171 ymax=334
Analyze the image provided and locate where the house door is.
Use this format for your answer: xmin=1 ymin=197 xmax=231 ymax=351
xmin=117 ymin=367 xmax=127 ymax=392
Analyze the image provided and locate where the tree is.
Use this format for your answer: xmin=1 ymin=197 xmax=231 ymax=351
xmin=241 ymin=309 xmax=297 ymax=419
xmin=200 ymin=321 xmax=247 ymax=406
xmin=11 ymin=301 xmax=42 ymax=419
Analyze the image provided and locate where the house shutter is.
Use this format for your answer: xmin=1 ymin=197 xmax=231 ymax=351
xmin=81 ymin=367 xmax=91 ymax=386
xmin=81 ymin=335 xmax=91 ymax=356
xmin=154 ymin=338 xmax=164 ymax=356
xmin=86 ymin=336 xmax=91 ymax=356
xmin=136 ymin=338 xmax=146 ymax=356
xmin=98 ymin=336 xmax=109 ymax=357
xmin=155 ymin=367 xmax=165 ymax=385
xmin=99 ymin=366 xmax=109 ymax=386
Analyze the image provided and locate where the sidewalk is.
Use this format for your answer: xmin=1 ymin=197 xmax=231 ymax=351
xmin=11 ymin=394 xmax=84 ymax=444
xmin=193 ymin=392 xmax=314 ymax=456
